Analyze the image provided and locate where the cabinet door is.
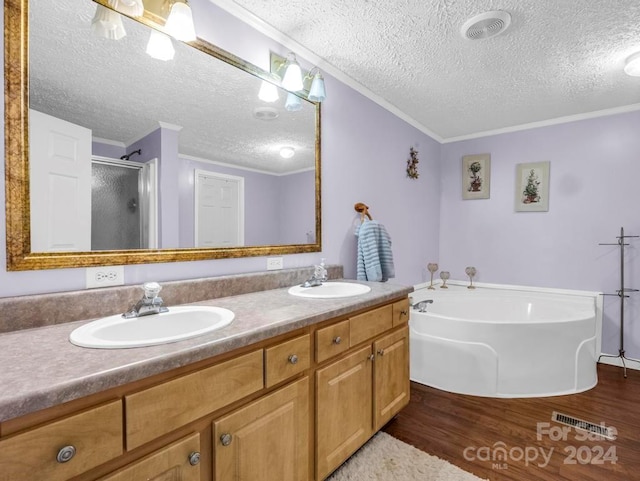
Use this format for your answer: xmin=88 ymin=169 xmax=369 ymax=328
xmin=213 ymin=377 xmax=309 ymax=481
xmin=316 ymin=346 xmax=373 ymax=480
xmin=374 ymin=326 xmax=410 ymax=430
xmin=99 ymin=433 xmax=200 ymax=481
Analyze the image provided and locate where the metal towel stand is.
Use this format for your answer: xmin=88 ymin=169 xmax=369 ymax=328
xmin=598 ymin=226 xmax=638 ymax=378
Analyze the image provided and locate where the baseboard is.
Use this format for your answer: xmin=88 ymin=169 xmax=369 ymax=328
xmin=598 ymin=353 xmax=640 ymax=371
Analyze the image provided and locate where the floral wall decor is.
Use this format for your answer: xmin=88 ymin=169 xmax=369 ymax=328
xmin=462 ymin=153 xmax=491 ymax=199
xmin=406 ymin=147 xmax=419 ymax=179
xmin=515 ymin=161 xmax=550 ymax=212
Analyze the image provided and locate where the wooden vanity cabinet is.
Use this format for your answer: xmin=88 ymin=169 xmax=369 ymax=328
xmin=315 ymin=299 xmax=410 ymax=480
xmin=0 ymin=296 xmax=409 ymax=481
xmin=97 ymin=433 xmax=201 ymax=481
xmin=213 ymin=377 xmax=310 ymax=481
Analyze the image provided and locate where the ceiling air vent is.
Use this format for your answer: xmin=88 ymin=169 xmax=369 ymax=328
xmin=253 ymin=107 xmax=279 ymax=121
xmin=461 ymin=11 xmax=511 ymax=40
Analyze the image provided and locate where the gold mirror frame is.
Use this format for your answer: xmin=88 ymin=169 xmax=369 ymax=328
xmin=4 ymin=0 xmax=321 ymax=271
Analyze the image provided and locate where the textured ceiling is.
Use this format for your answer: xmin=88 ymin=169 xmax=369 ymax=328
xmin=224 ymin=0 xmax=640 ymax=141
xmin=29 ymin=0 xmax=316 ymax=175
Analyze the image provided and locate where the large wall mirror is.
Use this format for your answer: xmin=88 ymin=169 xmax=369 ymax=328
xmin=4 ymin=0 xmax=321 ymax=270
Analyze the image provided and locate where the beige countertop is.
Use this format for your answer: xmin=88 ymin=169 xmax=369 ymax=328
xmin=0 ymin=280 xmax=412 ymax=423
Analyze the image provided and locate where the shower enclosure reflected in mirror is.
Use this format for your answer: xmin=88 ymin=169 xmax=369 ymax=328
xmin=4 ymin=0 xmax=321 ymax=270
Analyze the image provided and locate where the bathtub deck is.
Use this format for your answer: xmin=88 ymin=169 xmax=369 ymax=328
xmin=383 ymin=363 xmax=640 ymax=481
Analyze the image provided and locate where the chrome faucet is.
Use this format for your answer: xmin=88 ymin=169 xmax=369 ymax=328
xmin=122 ymin=282 xmax=169 ymax=318
xmin=411 ymin=299 xmax=433 ymax=312
xmin=301 ymin=260 xmax=328 ymax=288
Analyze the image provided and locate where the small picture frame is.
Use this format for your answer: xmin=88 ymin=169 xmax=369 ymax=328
xmin=515 ymin=161 xmax=550 ymax=212
xmin=462 ymin=154 xmax=491 ymax=200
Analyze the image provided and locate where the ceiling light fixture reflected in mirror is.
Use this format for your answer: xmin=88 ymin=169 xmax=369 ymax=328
xmin=624 ymin=51 xmax=640 ymax=77
xmin=146 ymin=30 xmax=175 ymax=61
xmin=165 ymin=0 xmax=197 ymax=42
xmin=92 ymin=4 xmax=126 ymax=40
xmin=280 ymin=146 xmax=296 ymax=159
xmin=258 ymin=80 xmax=279 ymax=102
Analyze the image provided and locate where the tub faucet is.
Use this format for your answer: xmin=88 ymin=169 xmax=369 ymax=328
xmin=412 ymin=299 xmax=433 ymax=312
xmin=122 ymin=282 xmax=169 ymax=318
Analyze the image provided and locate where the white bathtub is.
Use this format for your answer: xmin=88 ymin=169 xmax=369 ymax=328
xmin=409 ymin=281 xmax=602 ymax=398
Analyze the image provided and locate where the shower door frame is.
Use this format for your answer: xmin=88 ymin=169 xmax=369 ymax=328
xmin=91 ymin=156 xmax=158 ymax=250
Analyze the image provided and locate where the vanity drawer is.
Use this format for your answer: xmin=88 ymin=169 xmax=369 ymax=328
xmin=316 ymin=320 xmax=350 ymax=363
xmin=392 ymin=298 xmax=410 ymax=326
xmin=0 ymin=400 xmax=123 ymax=481
xmin=265 ymin=334 xmax=311 ymax=387
xmin=125 ymin=350 xmax=264 ymax=450
xmin=349 ymin=304 xmax=393 ymax=347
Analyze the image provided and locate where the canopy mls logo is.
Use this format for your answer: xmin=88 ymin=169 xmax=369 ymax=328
xmin=463 ymin=413 xmax=618 ymax=470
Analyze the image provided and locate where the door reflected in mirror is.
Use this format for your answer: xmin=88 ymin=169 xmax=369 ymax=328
xmin=4 ymin=0 xmax=321 ymax=270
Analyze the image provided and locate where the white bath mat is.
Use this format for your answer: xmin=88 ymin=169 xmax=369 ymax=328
xmin=327 ymin=432 xmax=487 ymax=481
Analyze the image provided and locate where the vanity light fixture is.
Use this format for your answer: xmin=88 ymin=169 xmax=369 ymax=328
xmin=165 ymin=0 xmax=197 ymax=42
xmin=307 ymin=68 xmax=327 ymax=102
xmin=280 ymin=147 xmax=296 ymax=159
xmin=146 ymin=30 xmax=175 ymax=61
xmin=107 ymin=0 xmax=144 ymax=17
xmin=281 ymin=53 xmax=304 ymax=91
xmin=258 ymin=80 xmax=279 ymax=103
xmin=91 ymin=4 xmax=126 ymax=40
xmin=270 ymin=52 xmax=328 ymax=102
xmin=285 ymin=92 xmax=302 ymax=111
xmin=624 ymin=51 xmax=640 ymax=77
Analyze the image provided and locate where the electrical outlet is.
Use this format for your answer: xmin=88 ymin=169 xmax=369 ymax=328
xmin=86 ymin=266 xmax=125 ymax=289
xmin=266 ymin=257 xmax=284 ymax=270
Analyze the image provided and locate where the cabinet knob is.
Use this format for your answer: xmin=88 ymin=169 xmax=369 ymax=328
xmin=368 ymin=354 xmax=375 ymax=361
xmin=220 ymin=433 xmax=233 ymax=446
xmin=56 ymin=445 xmax=76 ymax=463
xmin=400 ymin=309 xmax=408 ymax=316
xmin=333 ymin=336 xmax=342 ymax=345
xmin=188 ymin=451 xmax=201 ymax=466
xmin=288 ymin=354 xmax=299 ymax=364
xmin=377 ymin=349 xmax=385 ymax=356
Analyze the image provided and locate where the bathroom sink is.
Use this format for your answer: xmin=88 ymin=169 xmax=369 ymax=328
xmin=69 ymin=306 xmax=235 ymax=349
xmin=288 ymin=281 xmax=371 ymax=299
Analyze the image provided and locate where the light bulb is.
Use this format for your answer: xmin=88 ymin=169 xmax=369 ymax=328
xmin=146 ymin=30 xmax=175 ymax=61
xmin=165 ymin=1 xmax=196 ymax=42
xmin=282 ymin=56 xmax=303 ymax=91
xmin=258 ymin=80 xmax=279 ymax=103
xmin=308 ymin=71 xmax=326 ymax=102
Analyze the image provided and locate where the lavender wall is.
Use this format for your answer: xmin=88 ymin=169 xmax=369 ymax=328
xmin=0 ymin=0 xmax=438 ymax=297
xmin=439 ymin=110 xmax=640 ymax=359
xmin=278 ymin=170 xmax=316 ymax=245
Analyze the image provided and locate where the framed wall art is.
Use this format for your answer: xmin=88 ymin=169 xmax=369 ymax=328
xmin=515 ymin=161 xmax=550 ymax=212
xmin=462 ymin=153 xmax=491 ymax=200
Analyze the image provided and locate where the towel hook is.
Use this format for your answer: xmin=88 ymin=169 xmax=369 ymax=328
xmin=354 ymin=202 xmax=373 ymax=223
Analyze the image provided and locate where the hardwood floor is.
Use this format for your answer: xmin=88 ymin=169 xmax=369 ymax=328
xmin=383 ymin=364 xmax=640 ymax=481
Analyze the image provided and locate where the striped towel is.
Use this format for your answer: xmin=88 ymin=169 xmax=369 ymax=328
xmin=355 ymin=220 xmax=395 ymax=282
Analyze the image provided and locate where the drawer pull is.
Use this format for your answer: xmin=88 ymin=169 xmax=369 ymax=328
xmin=188 ymin=451 xmax=201 ymax=466
xmin=288 ymin=354 xmax=299 ymax=364
xmin=56 ymin=445 xmax=76 ymax=463
xmin=333 ymin=336 xmax=342 ymax=345
xmin=220 ymin=433 xmax=233 ymax=446
xmin=377 ymin=349 xmax=385 ymax=356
